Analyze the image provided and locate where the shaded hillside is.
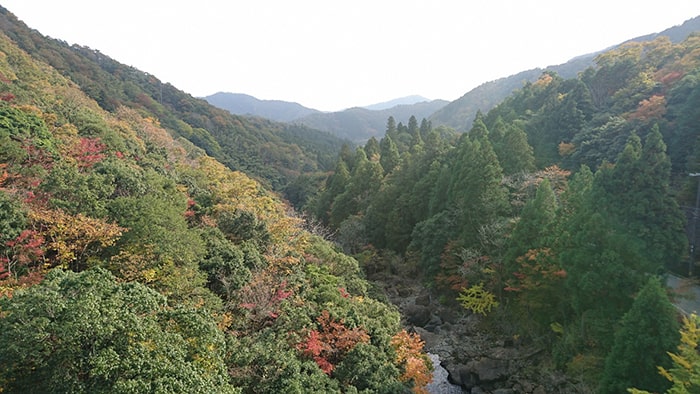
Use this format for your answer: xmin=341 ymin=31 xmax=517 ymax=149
xmin=0 ymin=7 xmax=345 ymax=190
xmin=203 ymin=92 xmax=320 ymax=122
xmin=295 ymin=99 xmax=448 ymax=142
xmin=431 ymin=15 xmax=700 ymax=131
xmin=0 ymin=12 xmax=432 ymax=392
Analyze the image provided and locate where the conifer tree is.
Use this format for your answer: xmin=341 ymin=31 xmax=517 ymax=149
xmin=329 ymin=149 xmax=383 ymax=228
xmin=505 ymin=179 xmax=558 ymax=270
xmin=599 ymin=276 xmax=679 ymax=394
xmin=313 ymin=159 xmax=350 ymax=225
xmin=447 ymin=126 xmax=508 ymax=247
xmin=499 ymin=122 xmax=536 ymax=175
xmin=385 ymin=116 xmax=397 ymax=139
xmin=379 ymin=134 xmax=400 ymax=175
xmin=419 ymin=118 xmax=431 ymax=140
xmin=364 ymin=137 xmax=380 ymax=162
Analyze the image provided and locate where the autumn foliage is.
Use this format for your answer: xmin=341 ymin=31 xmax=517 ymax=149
xmin=298 ymin=310 xmax=370 ymax=374
xmin=391 ymin=330 xmax=433 ymax=393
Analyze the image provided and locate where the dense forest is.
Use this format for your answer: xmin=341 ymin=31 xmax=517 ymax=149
xmin=0 ymin=9 xmax=433 ymax=394
xmin=308 ymin=35 xmax=700 ymax=392
xmin=1 ymin=4 xmax=700 ymax=394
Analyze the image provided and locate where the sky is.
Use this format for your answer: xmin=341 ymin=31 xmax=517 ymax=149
xmin=2 ymin=1 xmax=700 ymax=112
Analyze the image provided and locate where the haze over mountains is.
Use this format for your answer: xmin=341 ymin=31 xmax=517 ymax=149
xmin=1 ymin=4 xmax=700 ymax=393
xmin=204 ymin=92 xmax=448 ymax=142
xmin=206 ymin=15 xmax=700 ymax=140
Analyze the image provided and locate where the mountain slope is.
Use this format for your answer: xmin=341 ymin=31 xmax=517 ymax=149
xmin=294 ymin=99 xmax=448 ymax=142
xmin=362 ymin=95 xmax=431 ymax=111
xmin=0 ymin=6 xmax=345 ymax=190
xmin=0 ymin=8 xmax=431 ymax=393
xmin=431 ymin=15 xmax=700 ymax=131
xmin=203 ymin=92 xmax=320 ymax=122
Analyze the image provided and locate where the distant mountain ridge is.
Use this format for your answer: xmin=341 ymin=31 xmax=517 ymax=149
xmin=430 ymin=15 xmax=700 ymax=131
xmin=203 ymin=92 xmax=320 ymax=122
xmin=205 ymin=92 xmax=448 ymax=143
xmin=293 ymin=99 xmax=449 ymax=142
xmin=362 ymin=95 xmax=431 ymax=111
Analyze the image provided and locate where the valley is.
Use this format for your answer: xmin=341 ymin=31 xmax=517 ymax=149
xmin=0 ymin=4 xmax=699 ymax=393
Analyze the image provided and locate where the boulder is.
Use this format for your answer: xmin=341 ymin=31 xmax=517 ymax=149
xmin=415 ymin=293 xmax=431 ymax=306
xmin=493 ymin=389 xmax=515 ymax=394
xmin=467 ymin=357 xmax=509 ymax=382
xmin=405 ymin=305 xmax=431 ymax=327
xmin=445 ymin=363 xmax=476 ymax=389
xmin=424 ymin=313 xmax=443 ymax=333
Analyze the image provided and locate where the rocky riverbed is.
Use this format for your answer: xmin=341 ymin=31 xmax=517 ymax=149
xmin=373 ymin=273 xmax=592 ymax=393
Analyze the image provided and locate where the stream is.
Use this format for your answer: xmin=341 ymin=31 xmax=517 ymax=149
xmin=426 ymin=353 xmax=464 ymax=394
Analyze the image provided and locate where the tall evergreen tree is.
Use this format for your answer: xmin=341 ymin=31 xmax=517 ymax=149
xmin=599 ymin=276 xmax=679 ymax=394
xmin=447 ymin=127 xmax=508 ymax=247
xmin=498 ymin=122 xmax=536 ymax=175
xmin=505 ymin=179 xmax=558 ymax=269
xmin=419 ymin=118 xmax=431 ymax=140
xmin=313 ymin=159 xmax=350 ymax=225
xmin=364 ymin=137 xmax=381 ymax=162
xmin=385 ymin=116 xmax=397 ymax=139
xmin=594 ymin=128 xmax=686 ymax=267
xmin=379 ymin=134 xmax=400 ymax=175
xmin=329 ymin=149 xmax=383 ymax=228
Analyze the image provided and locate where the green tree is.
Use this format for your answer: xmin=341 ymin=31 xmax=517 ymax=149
xmin=593 ymin=129 xmax=686 ymax=267
xmin=600 ymin=276 xmax=679 ymax=394
xmin=312 ymin=159 xmax=350 ymax=225
xmin=498 ymin=122 xmax=536 ymax=175
xmin=633 ymin=314 xmax=700 ymax=394
xmin=0 ymin=268 xmax=238 ymax=393
xmin=329 ymin=149 xmax=383 ymax=228
xmin=379 ymin=134 xmax=400 ymax=176
xmin=448 ymin=128 xmax=508 ymax=246
xmin=505 ymin=178 xmax=558 ymax=268
xmin=364 ymin=136 xmax=380 ymax=162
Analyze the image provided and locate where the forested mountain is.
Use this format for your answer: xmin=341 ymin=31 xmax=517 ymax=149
xmin=430 ymin=15 xmax=700 ymax=131
xmin=362 ymin=95 xmax=431 ymax=111
xmin=0 ymin=7 xmax=346 ymax=191
xmin=0 ymin=10 xmax=432 ymax=392
xmin=309 ymin=33 xmax=700 ymax=391
xmin=2 ymin=3 xmax=700 ymax=392
xmin=203 ymin=92 xmax=321 ymax=122
xmin=293 ymin=99 xmax=448 ymax=142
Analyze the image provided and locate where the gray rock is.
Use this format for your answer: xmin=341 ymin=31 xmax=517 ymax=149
xmin=425 ymin=314 xmax=444 ymax=332
xmin=492 ymin=389 xmax=514 ymax=394
xmin=532 ymin=386 xmax=547 ymax=394
xmin=415 ymin=293 xmax=431 ymax=306
xmin=445 ymin=363 xmax=476 ymax=389
xmin=470 ymin=387 xmax=485 ymax=394
xmin=405 ymin=305 xmax=431 ymax=327
xmin=467 ymin=357 xmax=508 ymax=382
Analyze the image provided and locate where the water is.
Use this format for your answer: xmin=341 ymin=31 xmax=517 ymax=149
xmin=426 ymin=353 xmax=464 ymax=394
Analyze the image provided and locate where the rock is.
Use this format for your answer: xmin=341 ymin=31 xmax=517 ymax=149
xmin=415 ymin=293 xmax=431 ymax=306
xmin=470 ymin=387 xmax=485 ymax=394
xmin=438 ymin=306 xmax=461 ymax=324
xmin=492 ymin=389 xmax=514 ymax=394
xmin=426 ymin=353 xmax=464 ymax=394
xmin=424 ymin=314 xmax=443 ymax=332
xmin=516 ymin=380 xmax=535 ymax=393
xmin=405 ymin=305 xmax=431 ymax=327
xmin=413 ymin=327 xmax=440 ymax=350
xmin=445 ymin=363 xmax=476 ymax=389
xmin=532 ymin=386 xmax=547 ymax=394
xmin=467 ymin=357 xmax=508 ymax=382
xmin=397 ymin=286 xmax=413 ymax=297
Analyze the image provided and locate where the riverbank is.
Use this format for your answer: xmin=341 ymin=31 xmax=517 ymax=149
xmin=371 ymin=272 xmax=592 ymax=393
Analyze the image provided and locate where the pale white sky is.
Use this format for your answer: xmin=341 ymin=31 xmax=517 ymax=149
xmin=2 ymin=1 xmax=699 ymax=111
